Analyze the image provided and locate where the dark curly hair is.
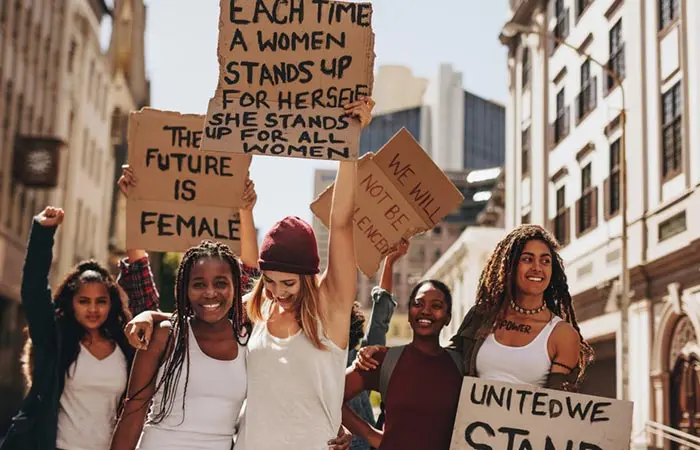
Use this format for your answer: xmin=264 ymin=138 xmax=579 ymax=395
xmin=147 ymin=240 xmax=250 ymax=424
xmin=349 ymin=302 xmax=366 ymax=350
xmin=474 ymin=224 xmax=594 ymax=385
xmin=22 ymin=260 xmax=134 ymax=388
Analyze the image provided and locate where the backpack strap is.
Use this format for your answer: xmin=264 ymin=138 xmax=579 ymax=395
xmin=378 ymin=345 xmax=406 ymax=401
xmin=446 ymin=349 xmax=465 ymax=376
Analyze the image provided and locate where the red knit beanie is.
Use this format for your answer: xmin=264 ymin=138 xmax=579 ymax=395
xmin=258 ymin=216 xmax=320 ymax=275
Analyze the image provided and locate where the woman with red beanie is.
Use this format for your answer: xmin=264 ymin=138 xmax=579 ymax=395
xmin=235 ymin=97 xmax=374 ymax=450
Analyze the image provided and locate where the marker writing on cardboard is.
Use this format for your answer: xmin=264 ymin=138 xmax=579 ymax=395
xmin=385 ymin=153 xmax=442 ymax=224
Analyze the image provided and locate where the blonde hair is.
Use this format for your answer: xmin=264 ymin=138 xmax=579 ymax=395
xmin=247 ymin=274 xmax=328 ymax=350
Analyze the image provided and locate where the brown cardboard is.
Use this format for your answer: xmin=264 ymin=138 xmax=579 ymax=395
xmin=373 ymin=128 xmax=465 ymax=228
xmin=127 ymin=200 xmax=242 ymax=253
xmin=449 ymin=377 xmax=633 ymax=450
xmin=201 ymin=0 xmax=375 ymax=161
xmin=126 ymin=108 xmax=251 ymax=252
xmin=311 ymin=155 xmax=426 ymax=276
xmin=311 ymin=129 xmax=465 ymax=277
xmin=127 ymin=108 xmax=252 ymax=206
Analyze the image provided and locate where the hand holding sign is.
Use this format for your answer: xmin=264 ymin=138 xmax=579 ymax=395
xmin=344 ymin=97 xmax=375 ymax=129
xmin=118 ymin=164 xmax=137 ymax=197
xmin=240 ymin=177 xmax=257 ymax=211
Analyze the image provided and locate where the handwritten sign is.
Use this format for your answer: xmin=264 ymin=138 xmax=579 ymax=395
xmin=201 ymin=0 xmax=375 ymax=160
xmin=311 ymin=128 xmax=464 ymax=276
xmin=126 ymin=108 xmax=252 ymax=252
xmin=449 ymin=377 xmax=633 ymax=450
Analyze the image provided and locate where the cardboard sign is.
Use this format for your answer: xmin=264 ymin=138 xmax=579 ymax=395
xmin=126 ymin=108 xmax=252 ymax=253
xmin=201 ymin=0 xmax=375 ymax=161
xmin=449 ymin=377 xmax=634 ymax=450
xmin=311 ymin=128 xmax=464 ymax=276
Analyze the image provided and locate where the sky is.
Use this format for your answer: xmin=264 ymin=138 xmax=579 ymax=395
xmin=115 ymin=0 xmax=510 ymax=235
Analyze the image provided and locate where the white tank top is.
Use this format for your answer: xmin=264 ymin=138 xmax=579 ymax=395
xmin=56 ymin=344 xmax=127 ymax=450
xmin=137 ymin=324 xmax=247 ymax=450
xmin=476 ymin=315 xmax=562 ymax=387
xmin=235 ymin=301 xmax=348 ymax=450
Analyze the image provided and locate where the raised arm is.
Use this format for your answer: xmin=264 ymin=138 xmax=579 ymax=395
xmin=363 ymin=240 xmax=408 ymax=346
xmin=238 ymin=176 xmax=259 ymax=269
xmin=21 ymin=207 xmax=64 ymax=345
xmin=322 ymin=98 xmax=375 ymax=315
xmin=323 ymin=159 xmax=358 ymax=309
xmin=116 ymin=165 xmax=160 ymax=315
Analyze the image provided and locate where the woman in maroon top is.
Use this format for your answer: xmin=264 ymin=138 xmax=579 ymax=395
xmin=341 ymin=280 xmax=462 ymax=450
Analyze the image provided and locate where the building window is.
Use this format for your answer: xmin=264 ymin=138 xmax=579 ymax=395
xmin=577 ymin=163 xmax=598 ymax=235
xmin=576 ymin=0 xmax=593 ymax=18
xmin=659 ymin=0 xmax=680 ymax=30
xmin=552 ymin=88 xmax=570 ymax=146
xmin=87 ymin=60 xmax=95 ymax=100
xmin=12 ymin=0 xmax=20 ymax=40
xmin=553 ymin=186 xmax=569 ymax=245
xmin=23 ymin=6 xmax=31 ymax=55
xmin=604 ymin=139 xmax=621 ymax=219
xmin=661 ymin=82 xmax=682 ymax=180
xmin=522 ymin=48 xmax=530 ymax=88
xmin=2 ymin=81 xmax=11 ymax=133
xmin=576 ymin=60 xmax=597 ymax=123
xmin=553 ymin=0 xmax=570 ymax=47
xmin=658 ymin=211 xmax=686 ymax=242
xmin=521 ymin=127 xmax=531 ymax=177
xmin=82 ymin=129 xmax=88 ymax=168
xmin=67 ymin=39 xmax=77 ymax=73
xmin=606 ymin=20 xmax=625 ymax=93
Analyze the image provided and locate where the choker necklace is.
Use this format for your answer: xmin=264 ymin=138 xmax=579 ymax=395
xmin=510 ymin=299 xmax=546 ymax=315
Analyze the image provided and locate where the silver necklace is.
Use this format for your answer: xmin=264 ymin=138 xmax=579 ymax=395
xmin=510 ymin=299 xmax=546 ymax=315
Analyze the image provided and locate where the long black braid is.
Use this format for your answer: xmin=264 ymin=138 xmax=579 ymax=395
xmin=474 ymin=224 xmax=594 ymax=385
xmin=147 ymin=240 xmax=250 ymax=424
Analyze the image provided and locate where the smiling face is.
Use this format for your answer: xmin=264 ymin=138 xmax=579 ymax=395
xmin=515 ymin=239 xmax=553 ymax=298
xmin=262 ymin=270 xmax=301 ymax=308
xmin=408 ymin=282 xmax=451 ymax=337
xmin=187 ymin=258 xmax=235 ymax=323
xmin=72 ymin=282 xmax=111 ymax=331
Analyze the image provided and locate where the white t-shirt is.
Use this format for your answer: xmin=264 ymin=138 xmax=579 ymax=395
xmin=235 ymin=301 xmax=348 ymax=450
xmin=136 ymin=324 xmax=247 ymax=450
xmin=56 ymin=343 xmax=128 ymax=450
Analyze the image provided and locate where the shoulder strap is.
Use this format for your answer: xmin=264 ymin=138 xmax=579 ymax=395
xmin=446 ymin=349 xmax=465 ymax=376
xmin=378 ymin=345 xmax=406 ymax=401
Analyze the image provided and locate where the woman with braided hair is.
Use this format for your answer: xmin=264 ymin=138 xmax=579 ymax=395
xmin=110 ymin=240 xmax=249 ymax=450
xmin=1 ymin=207 xmax=134 ymax=450
xmin=356 ymin=224 xmax=593 ymax=392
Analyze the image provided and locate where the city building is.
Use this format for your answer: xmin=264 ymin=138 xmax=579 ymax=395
xmin=311 ymin=168 xmax=337 ymax=272
xmin=0 ymin=0 xmax=148 ymax=432
xmin=501 ymin=0 xmax=700 ymax=446
xmin=361 ymin=64 xmax=506 ymax=172
xmin=105 ymin=0 xmax=150 ymax=270
xmin=371 ymin=65 xmax=428 ymax=116
xmin=0 ymin=0 xmax=70 ymax=429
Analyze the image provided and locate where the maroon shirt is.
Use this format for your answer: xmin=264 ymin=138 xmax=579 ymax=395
xmin=358 ymin=344 xmax=463 ymax=450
